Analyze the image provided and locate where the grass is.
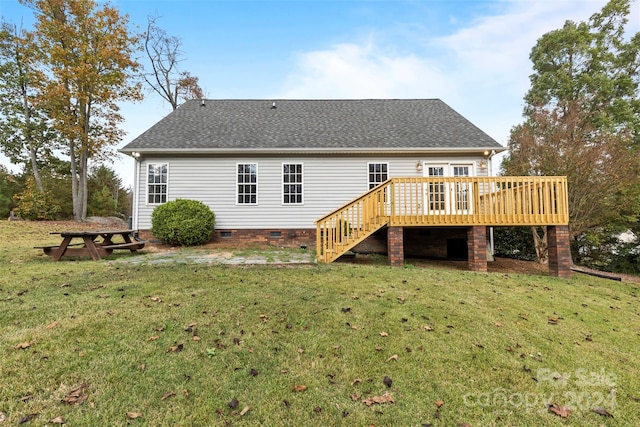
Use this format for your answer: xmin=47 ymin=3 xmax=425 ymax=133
xmin=2 ymin=221 xmax=640 ymax=426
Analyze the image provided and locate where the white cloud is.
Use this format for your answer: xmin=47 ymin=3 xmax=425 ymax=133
xmin=281 ymin=40 xmax=451 ymax=100
xmin=279 ymin=0 xmax=624 ymax=145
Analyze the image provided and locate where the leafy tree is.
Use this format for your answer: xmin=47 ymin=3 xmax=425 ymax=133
xmin=20 ymin=0 xmax=142 ymax=221
xmin=502 ymin=0 xmax=640 ymax=263
xmin=143 ymin=15 xmax=204 ymax=109
xmin=0 ymin=21 xmax=59 ymax=192
xmin=13 ymin=176 xmax=62 ymax=220
xmin=0 ymin=165 xmax=24 ymax=218
xmin=87 ymin=164 xmax=130 ymax=218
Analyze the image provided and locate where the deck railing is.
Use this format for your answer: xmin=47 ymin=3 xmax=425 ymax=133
xmin=316 ymin=176 xmax=568 ymax=263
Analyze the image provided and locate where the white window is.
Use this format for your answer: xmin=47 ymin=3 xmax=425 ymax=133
xmin=147 ymin=163 xmax=168 ymax=204
xmin=237 ymin=163 xmax=257 ymax=204
xmin=368 ymin=162 xmax=388 ymax=189
xmin=283 ymin=163 xmax=303 ymax=204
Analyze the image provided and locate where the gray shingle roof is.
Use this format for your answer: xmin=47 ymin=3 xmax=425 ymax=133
xmin=121 ymin=99 xmax=503 ymax=153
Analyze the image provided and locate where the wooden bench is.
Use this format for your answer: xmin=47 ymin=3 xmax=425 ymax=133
xmin=101 ymin=241 xmax=146 ymax=251
xmin=35 ymin=243 xmax=84 ymax=256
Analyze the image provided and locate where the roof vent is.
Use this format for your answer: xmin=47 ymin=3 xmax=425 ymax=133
xmin=271 ymin=101 xmax=277 ymax=109
xmin=201 ymin=99 xmax=206 ymax=107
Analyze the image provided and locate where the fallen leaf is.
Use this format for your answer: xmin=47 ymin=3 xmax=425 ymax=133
xmin=494 ymin=322 xmax=503 ymax=327
xmin=0 ymin=412 xmax=6 ymax=423
xmin=380 ymin=331 xmax=389 ymax=337
xmin=126 ymin=412 xmax=142 ymax=419
xmin=140 ymin=364 xmax=146 ymax=372
xmin=351 ymin=378 xmax=362 ymax=385
xmin=548 ymin=317 xmax=559 ymax=325
xmin=19 ymin=395 xmax=33 ymax=402
xmin=386 ymin=354 xmax=398 ymax=362
xmin=47 ymin=321 xmax=60 ymax=329
xmin=50 ymin=415 xmax=65 ymax=424
xmin=383 ymin=376 xmax=393 ymax=387
xmin=341 ymin=307 xmax=352 ymax=313
xmin=150 ymin=297 xmax=162 ymax=303
xmin=229 ymin=397 xmax=239 ymax=408
xmin=18 ymin=414 xmax=37 ymax=425
xmin=161 ymin=391 xmax=176 ymax=401
xmin=592 ymin=407 xmax=614 ymax=417
xmin=184 ymin=322 xmax=197 ymax=331
xmin=147 ymin=336 xmax=159 ymax=341
xmin=351 ymin=393 xmax=361 ymax=401
xmin=547 ymin=403 xmax=571 ymax=418
xmin=362 ymin=392 xmax=395 ymax=406
xmin=192 ymin=336 xmax=201 ymax=341
xmin=292 ymin=384 xmax=307 ymax=392
xmin=62 ymin=383 xmax=88 ymax=405
xmin=397 ymin=297 xmax=406 ymax=303
xmin=14 ymin=342 xmax=31 ymax=350
xmin=249 ymin=368 xmax=259 ymax=377
xmin=240 ymin=406 xmax=250 ymax=416
xmin=435 ymin=400 xmax=444 ymax=408
xmin=169 ymin=343 xmax=184 ymax=352
xmin=424 ymin=325 xmax=434 ymax=331
xmin=313 ymin=406 xmax=322 ymax=413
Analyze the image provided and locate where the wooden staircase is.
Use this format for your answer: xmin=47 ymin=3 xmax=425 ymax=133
xmin=315 ymin=180 xmax=392 ymax=263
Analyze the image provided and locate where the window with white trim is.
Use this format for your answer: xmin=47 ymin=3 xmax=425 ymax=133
xmin=237 ymin=163 xmax=257 ymax=204
xmin=147 ymin=163 xmax=168 ymax=204
xmin=283 ymin=163 xmax=303 ymax=204
xmin=368 ymin=162 xmax=388 ymax=189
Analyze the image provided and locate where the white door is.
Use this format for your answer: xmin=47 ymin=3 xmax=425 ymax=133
xmin=452 ymin=165 xmax=472 ymax=214
xmin=424 ymin=164 xmax=473 ymax=215
xmin=425 ymin=164 xmax=447 ymax=214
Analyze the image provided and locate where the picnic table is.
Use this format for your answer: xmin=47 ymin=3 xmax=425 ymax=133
xmin=36 ymin=229 xmax=146 ymax=261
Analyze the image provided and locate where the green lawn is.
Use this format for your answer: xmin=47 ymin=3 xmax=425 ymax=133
xmin=1 ymin=221 xmax=639 ymax=426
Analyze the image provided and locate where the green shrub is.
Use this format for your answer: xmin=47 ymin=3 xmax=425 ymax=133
xmin=151 ymin=199 xmax=215 ymax=246
xmin=13 ymin=178 xmax=62 ymax=220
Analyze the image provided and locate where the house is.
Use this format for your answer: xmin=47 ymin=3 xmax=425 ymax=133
xmin=121 ymin=99 xmax=571 ymax=276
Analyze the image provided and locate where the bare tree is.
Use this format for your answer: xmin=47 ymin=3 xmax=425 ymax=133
xmin=143 ymin=16 xmax=203 ymax=109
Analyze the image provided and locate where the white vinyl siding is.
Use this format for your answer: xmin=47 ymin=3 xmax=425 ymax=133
xmin=147 ymin=163 xmax=168 ymax=204
xmin=133 ymin=155 xmax=487 ymax=230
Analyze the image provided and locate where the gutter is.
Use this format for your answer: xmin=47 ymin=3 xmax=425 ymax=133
xmin=119 ymin=146 xmax=508 ymax=157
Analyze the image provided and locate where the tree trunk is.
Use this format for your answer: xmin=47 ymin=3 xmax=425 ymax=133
xmin=79 ymin=149 xmax=88 ymax=221
xmin=21 ymin=85 xmax=44 ymax=192
xmin=531 ymin=226 xmax=548 ymax=264
xmin=70 ymin=138 xmax=82 ymax=222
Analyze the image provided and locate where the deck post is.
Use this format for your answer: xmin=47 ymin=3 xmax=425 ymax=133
xmin=387 ymin=226 xmax=404 ymax=267
xmin=548 ymin=225 xmax=571 ymax=278
xmin=467 ymin=226 xmax=487 ymax=272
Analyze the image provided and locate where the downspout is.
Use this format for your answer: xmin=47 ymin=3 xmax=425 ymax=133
xmin=487 ymin=150 xmax=497 ymax=258
xmin=132 ymin=152 xmax=141 ymax=232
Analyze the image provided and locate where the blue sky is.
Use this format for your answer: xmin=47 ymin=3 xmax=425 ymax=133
xmin=1 ymin=0 xmax=638 ymax=187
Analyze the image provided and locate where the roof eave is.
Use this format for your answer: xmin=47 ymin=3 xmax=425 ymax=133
xmin=119 ymin=146 xmax=507 ymax=157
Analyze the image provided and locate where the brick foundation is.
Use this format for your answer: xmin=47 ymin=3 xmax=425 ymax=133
xmin=548 ymin=225 xmax=571 ymax=278
xmin=387 ymin=226 xmax=404 ymax=267
xmin=137 ymin=228 xmax=316 ymax=249
xmin=467 ymin=226 xmax=487 ymax=272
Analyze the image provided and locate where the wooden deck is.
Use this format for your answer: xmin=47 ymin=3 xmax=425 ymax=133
xmin=316 ymin=176 xmax=569 ymax=263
